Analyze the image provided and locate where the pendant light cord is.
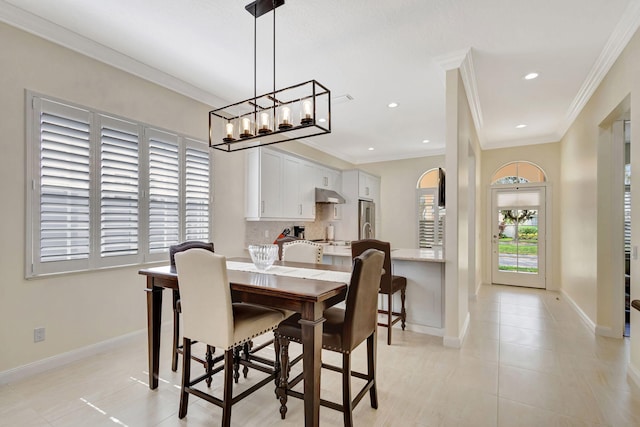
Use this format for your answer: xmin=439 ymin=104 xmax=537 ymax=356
xmin=253 ymin=1 xmax=279 ymax=121
xmin=273 ymin=0 xmax=276 ymax=94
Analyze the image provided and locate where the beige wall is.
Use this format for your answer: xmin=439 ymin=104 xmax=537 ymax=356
xmin=0 ymin=22 xmax=250 ymax=372
xmin=559 ymin=26 xmax=640 ymax=369
xmin=360 ymin=155 xmax=445 ymax=248
xmin=480 ymin=143 xmax=561 ymax=291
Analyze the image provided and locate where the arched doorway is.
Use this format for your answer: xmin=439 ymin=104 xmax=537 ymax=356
xmin=417 ymin=168 xmax=445 ymax=248
xmin=490 ymin=162 xmax=547 ymax=288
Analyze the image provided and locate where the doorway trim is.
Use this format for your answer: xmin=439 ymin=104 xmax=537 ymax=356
xmin=486 ymin=165 xmax=552 ymax=291
xmin=490 ymin=184 xmax=547 ymax=288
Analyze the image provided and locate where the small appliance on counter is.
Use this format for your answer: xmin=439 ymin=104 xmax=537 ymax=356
xmin=293 ymin=225 xmax=305 ymax=239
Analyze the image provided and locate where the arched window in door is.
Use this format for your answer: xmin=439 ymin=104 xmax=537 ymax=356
xmin=491 ymin=161 xmax=546 ymax=184
xmin=417 ymin=168 xmax=445 ymax=248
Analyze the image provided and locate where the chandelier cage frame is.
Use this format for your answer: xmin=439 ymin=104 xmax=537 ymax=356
xmin=209 ymin=0 xmax=331 ymax=152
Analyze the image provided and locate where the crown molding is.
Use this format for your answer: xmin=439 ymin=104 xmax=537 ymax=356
xmin=300 ymin=139 xmax=358 ymax=164
xmin=559 ymin=0 xmax=640 ymax=139
xmin=0 ymin=1 xmax=228 ymax=108
xmin=434 ymin=48 xmax=470 ymax=71
xmin=481 ymin=132 xmax=561 ymax=150
xmin=353 ymin=147 xmax=446 ymax=165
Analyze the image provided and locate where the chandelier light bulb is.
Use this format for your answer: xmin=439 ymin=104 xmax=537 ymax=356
xmin=259 ymin=112 xmax=272 ymax=133
xmin=224 ymin=122 xmax=235 ymax=142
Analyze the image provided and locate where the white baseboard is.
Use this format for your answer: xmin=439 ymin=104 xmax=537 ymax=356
xmin=404 ymin=322 xmax=444 ymax=337
xmin=0 ymin=328 xmax=146 ymax=386
xmin=560 ymin=289 xmax=597 ymax=333
xmin=443 ymin=311 xmax=470 ymax=348
xmin=595 ymin=325 xmax=619 ymax=338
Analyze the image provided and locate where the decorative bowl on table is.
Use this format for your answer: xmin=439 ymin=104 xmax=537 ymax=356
xmin=248 ymin=244 xmax=278 ymax=271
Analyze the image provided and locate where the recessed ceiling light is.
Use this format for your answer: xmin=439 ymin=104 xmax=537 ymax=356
xmin=368 ymin=147 xmax=375 ymax=151
xmin=388 ymin=102 xmax=399 ymax=108
xmin=422 ymin=139 xmax=430 ymax=144
xmin=524 ymin=72 xmax=539 ymax=80
xmin=516 ymin=124 xmax=527 ymax=128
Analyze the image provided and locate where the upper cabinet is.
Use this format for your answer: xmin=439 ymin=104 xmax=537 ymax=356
xmin=245 ymin=148 xmax=283 ymax=219
xmin=316 ymin=166 xmax=341 ymax=191
xmin=358 ymin=171 xmax=380 ymax=201
xmin=245 ymin=147 xmax=338 ymax=221
xmin=282 ymin=156 xmax=315 ymax=220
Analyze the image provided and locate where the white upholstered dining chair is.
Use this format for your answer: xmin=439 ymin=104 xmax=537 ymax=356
xmin=175 ymin=249 xmax=285 ymax=427
xmin=281 ymin=240 xmax=324 ymax=264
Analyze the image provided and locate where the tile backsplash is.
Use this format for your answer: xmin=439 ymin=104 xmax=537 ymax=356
xmin=245 ymin=204 xmax=338 ymax=245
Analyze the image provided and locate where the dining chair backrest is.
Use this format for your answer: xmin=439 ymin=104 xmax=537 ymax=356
xmin=174 ymin=249 xmax=234 ymax=349
xmin=343 ymin=248 xmax=385 ymax=351
xmin=282 ymin=240 xmax=324 ymax=264
xmin=275 ymin=236 xmax=299 ymax=260
xmin=351 ymin=239 xmax=391 ymax=291
xmin=170 ymin=241 xmax=214 ymax=266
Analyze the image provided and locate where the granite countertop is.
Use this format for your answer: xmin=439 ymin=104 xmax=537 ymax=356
xmin=322 ymin=245 xmax=444 ymax=262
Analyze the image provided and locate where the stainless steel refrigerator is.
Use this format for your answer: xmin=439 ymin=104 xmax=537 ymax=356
xmin=358 ymin=200 xmax=375 ymax=239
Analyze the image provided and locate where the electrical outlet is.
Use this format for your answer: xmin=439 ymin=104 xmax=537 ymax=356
xmin=34 ymin=327 xmax=45 ymax=343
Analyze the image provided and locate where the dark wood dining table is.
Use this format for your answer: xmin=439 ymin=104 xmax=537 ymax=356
xmin=139 ymin=258 xmax=350 ymax=427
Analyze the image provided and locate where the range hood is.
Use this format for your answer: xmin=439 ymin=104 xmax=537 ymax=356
xmin=315 ymin=188 xmax=346 ymax=204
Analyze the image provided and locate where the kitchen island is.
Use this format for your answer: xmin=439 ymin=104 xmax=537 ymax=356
xmin=322 ymin=245 xmax=445 ymax=336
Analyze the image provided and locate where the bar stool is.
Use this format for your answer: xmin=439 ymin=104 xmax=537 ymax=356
xmin=351 ymin=239 xmax=407 ymax=345
xmin=274 ymin=248 xmax=385 ymax=426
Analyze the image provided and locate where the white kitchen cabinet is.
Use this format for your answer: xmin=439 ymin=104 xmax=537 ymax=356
xmin=358 ymin=171 xmax=379 ymax=201
xmin=316 ymin=166 xmax=341 ymax=191
xmin=331 ymin=204 xmax=342 ymax=220
xmin=246 ymin=147 xmax=322 ymax=221
xmin=282 ymin=157 xmax=316 ymax=220
xmin=245 ymin=148 xmax=283 ymax=220
xmin=300 ymin=161 xmax=317 ymax=218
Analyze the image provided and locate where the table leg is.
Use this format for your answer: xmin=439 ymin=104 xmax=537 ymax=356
xmin=145 ymin=277 xmax=163 ymax=389
xmin=299 ymin=306 xmax=325 ymax=427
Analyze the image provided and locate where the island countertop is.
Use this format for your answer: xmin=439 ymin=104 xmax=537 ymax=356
xmin=322 ymin=245 xmax=444 ymax=262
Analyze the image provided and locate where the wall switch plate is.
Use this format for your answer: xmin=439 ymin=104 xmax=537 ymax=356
xmin=34 ymin=327 xmax=45 ymax=343
xmin=264 ymin=230 xmax=269 ymax=238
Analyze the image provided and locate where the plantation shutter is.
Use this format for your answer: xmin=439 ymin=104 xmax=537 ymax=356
xmin=184 ymin=142 xmax=210 ymax=241
xmin=38 ymin=100 xmax=91 ymax=263
xmin=100 ymin=117 xmax=140 ymax=258
xmin=418 ymin=188 xmax=443 ymax=248
xmin=625 ymin=186 xmax=631 ymax=254
xmin=148 ymin=130 xmax=180 ymax=254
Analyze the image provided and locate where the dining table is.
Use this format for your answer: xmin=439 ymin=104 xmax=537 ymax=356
xmin=139 ymin=257 xmax=351 ymax=427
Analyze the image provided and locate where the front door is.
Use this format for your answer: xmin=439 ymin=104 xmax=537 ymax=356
xmin=491 ymin=186 xmax=546 ymax=288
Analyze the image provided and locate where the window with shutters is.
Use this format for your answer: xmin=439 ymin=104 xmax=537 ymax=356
xmin=185 ymin=143 xmax=211 ymax=241
xmin=148 ymin=131 xmax=180 ymax=254
xmin=417 ymin=169 xmax=445 ymax=248
xmin=26 ymin=92 xmax=212 ymax=277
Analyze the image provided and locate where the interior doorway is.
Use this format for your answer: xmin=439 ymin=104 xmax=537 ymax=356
xmin=491 ymin=186 xmax=546 ymax=288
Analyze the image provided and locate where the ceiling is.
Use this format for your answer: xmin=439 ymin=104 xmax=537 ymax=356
xmin=1 ymin=0 xmax=639 ymax=164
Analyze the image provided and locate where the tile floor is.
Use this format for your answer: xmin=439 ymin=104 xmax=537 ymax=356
xmin=2 ymin=284 xmax=640 ymax=426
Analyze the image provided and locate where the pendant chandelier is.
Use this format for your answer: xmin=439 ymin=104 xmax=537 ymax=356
xmin=209 ymin=0 xmax=331 ymax=152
